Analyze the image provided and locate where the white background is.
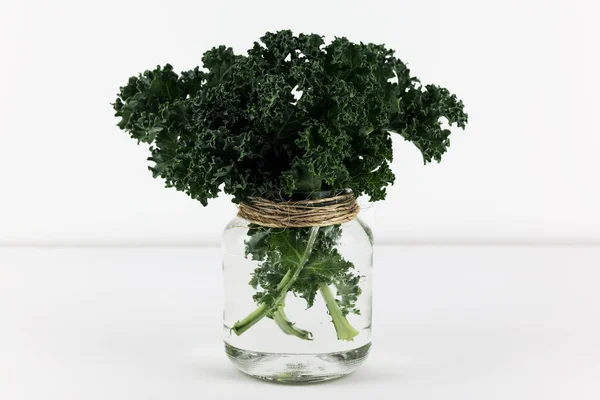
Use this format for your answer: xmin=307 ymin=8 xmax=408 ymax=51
xmin=1 ymin=0 xmax=599 ymax=246
xmin=2 ymin=2 xmax=599 ymax=398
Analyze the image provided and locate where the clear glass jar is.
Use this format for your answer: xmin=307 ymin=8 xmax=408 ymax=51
xmin=222 ymin=213 xmax=373 ymax=383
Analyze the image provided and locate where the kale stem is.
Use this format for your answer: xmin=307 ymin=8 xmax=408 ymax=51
xmin=276 ymin=269 xmax=293 ymax=291
xmin=273 ymin=293 xmax=313 ymax=340
xmin=232 ymin=226 xmax=320 ymax=336
xmin=319 ymin=283 xmax=359 ymax=341
xmin=230 ymin=303 xmax=269 ymax=335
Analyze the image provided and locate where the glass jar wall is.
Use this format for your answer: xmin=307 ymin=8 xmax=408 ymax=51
xmin=222 ymin=216 xmax=373 ymax=383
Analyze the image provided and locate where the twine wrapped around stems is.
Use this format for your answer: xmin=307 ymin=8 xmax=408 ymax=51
xmin=237 ymin=192 xmax=359 ymax=228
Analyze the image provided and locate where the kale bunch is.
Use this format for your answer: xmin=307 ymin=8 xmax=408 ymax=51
xmin=113 ymin=30 xmax=467 ymax=206
xmin=113 ymin=31 xmax=468 ymax=341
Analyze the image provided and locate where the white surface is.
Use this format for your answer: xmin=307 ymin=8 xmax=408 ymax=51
xmin=1 ymin=245 xmax=599 ymax=399
xmin=1 ymin=0 xmax=600 ymax=245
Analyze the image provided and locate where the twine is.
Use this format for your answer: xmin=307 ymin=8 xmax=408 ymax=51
xmin=238 ymin=192 xmax=359 ymax=228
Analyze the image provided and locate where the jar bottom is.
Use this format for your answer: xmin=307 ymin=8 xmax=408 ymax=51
xmin=224 ymin=342 xmax=371 ymax=384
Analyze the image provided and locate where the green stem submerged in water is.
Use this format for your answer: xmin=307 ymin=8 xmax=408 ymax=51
xmin=273 ymin=293 xmax=313 ymax=340
xmin=319 ymin=283 xmax=359 ymax=341
xmin=232 ymin=225 xmax=361 ymax=341
xmin=231 ymin=226 xmax=320 ymax=336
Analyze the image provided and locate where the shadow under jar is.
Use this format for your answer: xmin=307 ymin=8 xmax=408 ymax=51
xmin=222 ymin=193 xmax=373 ymax=384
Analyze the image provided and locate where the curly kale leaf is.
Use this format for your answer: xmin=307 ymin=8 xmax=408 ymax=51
xmin=388 ymin=84 xmax=468 ymax=163
xmin=114 ymin=30 xmax=468 ymax=205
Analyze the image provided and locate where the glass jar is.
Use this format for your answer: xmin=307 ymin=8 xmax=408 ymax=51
xmin=222 ymin=211 xmax=373 ymax=383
